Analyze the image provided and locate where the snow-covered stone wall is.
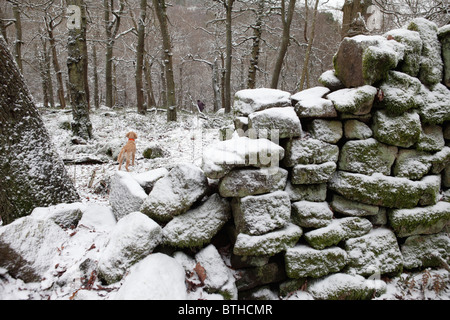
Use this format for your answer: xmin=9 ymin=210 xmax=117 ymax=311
xmin=1 ymin=18 xmax=449 ymax=300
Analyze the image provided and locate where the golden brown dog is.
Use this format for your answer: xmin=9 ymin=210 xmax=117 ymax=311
xmin=117 ymin=131 xmax=137 ymax=171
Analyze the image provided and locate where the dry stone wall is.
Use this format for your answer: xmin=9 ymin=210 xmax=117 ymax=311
xmin=105 ymin=18 xmax=450 ymax=299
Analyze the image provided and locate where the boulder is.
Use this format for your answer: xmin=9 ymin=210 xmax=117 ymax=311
xmin=344 ymin=228 xmax=403 ymax=276
xmin=285 ymin=245 xmax=348 ymax=279
xmin=388 ymin=201 xmax=450 ymax=237
xmin=142 ymin=142 xmax=165 ymax=159
xmin=326 ymin=85 xmax=377 ymax=115
xmin=109 ymin=171 xmax=147 ymax=221
xmin=333 ymin=35 xmax=404 ymax=87
xmin=303 ymin=217 xmax=372 ymax=250
xmin=407 ymin=18 xmax=443 ymax=87
xmin=236 ymin=262 xmax=286 ymax=292
xmin=307 ymin=119 xmax=343 ymax=144
xmin=418 ymin=83 xmax=450 ymax=125
xmin=231 ymin=191 xmax=291 ymax=236
xmin=201 ymin=136 xmax=285 ymax=179
xmin=31 ymin=202 xmax=86 ymax=229
xmin=162 ymin=194 xmax=231 ymax=248
xmin=282 ymin=138 xmax=339 ymax=167
xmin=439 ymin=25 xmax=450 ymax=88
xmin=248 ymin=106 xmax=302 ymax=139
xmin=318 ymin=70 xmax=345 ymax=91
xmin=372 ymin=109 xmax=421 ymax=148
xmin=132 ymin=168 xmax=168 ymax=194
xmin=329 ymin=171 xmax=441 ymax=208
xmin=284 ymin=181 xmax=327 ymax=202
xmin=233 ymin=88 xmax=291 ymax=116
xmin=308 ymin=273 xmax=386 ymax=300
xmin=233 ymin=223 xmax=302 ymax=256
xmin=195 ymin=244 xmax=237 ymax=300
xmin=377 ymin=71 xmax=422 ymax=115
xmin=393 ymin=149 xmax=431 ymax=180
xmin=330 ymin=195 xmax=380 ymax=217
xmin=338 ymin=138 xmax=398 ymax=175
xmin=98 ymin=212 xmax=163 ymax=284
xmin=0 ymin=216 xmax=68 ymax=282
xmin=291 ymin=162 xmax=336 ymax=185
xmin=291 ymin=201 xmax=333 ymax=228
xmin=416 ymin=124 xmax=445 ymax=152
xmin=140 ymin=163 xmax=209 ymax=222
xmin=430 ymin=146 xmax=450 ymax=174
xmin=401 ymin=232 xmax=450 ymax=269
xmin=344 ymin=120 xmax=373 ymax=140
xmin=384 ymin=29 xmax=423 ymax=77
xmin=219 ymin=167 xmax=288 ymax=198
xmin=114 ymin=253 xmax=187 ymax=300
xmin=291 ymin=86 xmax=337 ymax=118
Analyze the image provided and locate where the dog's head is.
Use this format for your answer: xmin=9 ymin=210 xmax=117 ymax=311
xmin=126 ymin=131 xmax=138 ymax=140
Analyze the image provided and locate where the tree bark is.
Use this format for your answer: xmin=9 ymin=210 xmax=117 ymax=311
xmin=12 ymin=3 xmax=23 ymax=73
xmin=153 ymin=0 xmax=177 ymax=121
xmin=45 ymin=16 xmax=66 ymax=109
xmin=136 ymin=0 xmax=147 ymax=114
xmin=67 ymin=0 xmax=92 ymax=140
xmin=271 ymin=0 xmax=296 ymax=89
xmin=0 ymin=35 xmax=79 ymax=225
xmin=247 ymin=0 xmax=265 ymax=89
xmin=104 ymin=0 xmax=124 ymax=108
xmin=224 ymin=0 xmax=235 ymax=113
xmin=92 ymin=42 xmax=100 ymax=109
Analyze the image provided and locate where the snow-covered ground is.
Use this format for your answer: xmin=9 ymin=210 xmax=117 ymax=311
xmin=0 ymin=106 xmax=449 ymax=300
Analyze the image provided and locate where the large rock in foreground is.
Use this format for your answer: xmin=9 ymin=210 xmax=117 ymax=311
xmin=114 ymin=253 xmax=187 ymax=300
xmin=98 ymin=212 xmax=163 ymax=284
xmin=162 ymin=194 xmax=231 ymax=248
xmin=140 ymin=163 xmax=208 ymax=222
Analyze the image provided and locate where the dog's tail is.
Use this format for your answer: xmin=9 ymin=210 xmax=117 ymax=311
xmin=117 ymin=149 xmax=125 ymax=167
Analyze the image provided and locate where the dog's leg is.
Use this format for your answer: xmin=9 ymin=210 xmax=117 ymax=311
xmin=132 ymin=152 xmax=135 ymax=166
xmin=118 ymin=149 xmax=124 ymax=171
xmin=125 ymin=153 xmax=130 ymax=172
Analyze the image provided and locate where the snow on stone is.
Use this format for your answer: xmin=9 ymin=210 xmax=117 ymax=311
xmin=109 ymin=171 xmax=147 ymax=221
xmin=113 ymin=253 xmax=187 ymax=300
xmin=233 ymin=88 xmax=291 ymax=116
xmin=195 ymin=244 xmax=237 ymax=299
xmin=98 ymin=212 xmax=162 ymax=284
xmin=201 ymin=136 xmax=285 ymax=179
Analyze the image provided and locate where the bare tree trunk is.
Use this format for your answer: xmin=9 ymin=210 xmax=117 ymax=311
xmin=144 ymin=56 xmax=156 ymax=108
xmin=67 ymin=0 xmax=92 ymax=140
xmin=136 ymin=0 xmax=147 ymax=114
xmin=0 ymin=35 xmax=79 ymax=225
xmin=271 ymin=0 xmax=296 ymax=89
xmin=298 ymin=0 xmax=319 ymax=91
xmin=104 ymin=0 xmax=124 ymax=108
xmin=153 ymin=0 xmax=177 ymax=121
xmin=224 ymin=0 xmax=235 ymax=113
xmin=247 ymin=0 xmax=265 ymax=89
xmin=45 ymin=16 xmax=66 ymax=109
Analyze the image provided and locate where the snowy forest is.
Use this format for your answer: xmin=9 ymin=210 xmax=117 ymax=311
xmin=1 ymin=0 xmax=450 ymax=302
